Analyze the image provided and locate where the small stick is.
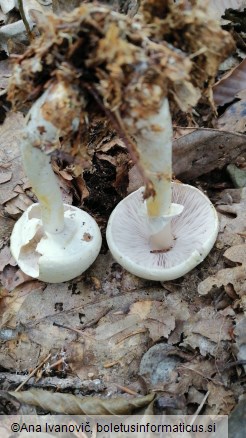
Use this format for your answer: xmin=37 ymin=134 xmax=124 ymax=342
xmin=15 ymin=354 xmax=51 ymax=392
xmin=103 ymin=360 xmax=120 ymax=368
xmin=190 ymin=391 xmax=210 ymax=425
xmin=115 ymin=328 xmax=147 ymax=345
xmin=115 ymin=384 xmax=139 ymax=396
xmin=79 ymin=306 xmax=113 ymax=329
xmin=53 ymin=321 xmax=86 ymax=337
xmin=222 ymin=359 xmax=246 ymax=370
xmin=17 ymin=0 xmax=34 ymax=42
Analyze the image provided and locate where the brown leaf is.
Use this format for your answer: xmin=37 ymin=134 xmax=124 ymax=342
xmin=216 ymin=91 xmax=246 ymax=133
xmin=0 ymin=246 xmax=14 ymax=272
xmin=9 ymin=389 xmax=155 ymax=414
xmin=129 ymin=300 xmax=175 ymax=342
xmin=178 ymin=359 xmax=219 ymax=391
xmin=128 ymin=129 xmax=246 ymax=191
xmin=182 ymin=307 xmax=233 ymax=357
xmin=186 ymin=307 xmax=232 ymax=343
xmin=207 ymin=382 xmax=235 ymax=415
xmin=173 ymin=129 xmax=246 ymax=180
xmin=0 ymin=266 xmax=32 ymax=292
xmin=0 ymin=171 xmax=12 ymax=184
xmin=213 ymin=59 xmax=246 ymax=106
xmin=58 ymin=169 xmax=73 ymax=181
xmin=198 ymin=265 xmax=246 ymax=297
xmin=224 ymin=243 xmax=246 ymax=264
xmin=0 ymin=60 xmax=12 ymax=90
xmin=234 ymin=316 xmax=246 ymax=371
xmin=0 ymin=112 xmax=27 ymax=209
xmin=217 ymin=187 xmax=246 ymax=247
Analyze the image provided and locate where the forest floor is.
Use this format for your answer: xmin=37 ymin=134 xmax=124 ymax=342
xmin=0 ymin=0 xmax=245 ymax=429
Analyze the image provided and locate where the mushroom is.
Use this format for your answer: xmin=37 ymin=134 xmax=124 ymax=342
xmin=10 ymin=83 xmax=102 ymax=283
xmin=7 ymin=2 xmax=232 ymax=282
xmin=106 ymin=98 xmax=219 ymax=281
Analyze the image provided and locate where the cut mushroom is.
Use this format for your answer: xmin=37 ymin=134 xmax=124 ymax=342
xmin=106 ymin=182 xmax=219 ymax=281
xmin=11 ymin=203 xmax=101 ymax=283
xmin=10 ymin=83 xmax=102 ymax=283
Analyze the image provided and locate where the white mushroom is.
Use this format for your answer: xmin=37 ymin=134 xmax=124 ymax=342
xmin=106 ymin=182 xmax=218 ymax=281
xmin=10 ymin=84 xmax=102 ymax=283
xmin=106 ymin=98 xmax=219 ymax=281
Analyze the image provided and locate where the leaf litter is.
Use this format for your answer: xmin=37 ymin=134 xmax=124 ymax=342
xmin=0 ymin=0 xmax=245 ymax=419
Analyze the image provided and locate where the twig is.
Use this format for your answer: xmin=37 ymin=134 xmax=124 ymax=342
xmin=80 ymin=306 xmax=113 ymax=329
xmin=179 ymin=365 xmax=224 ymax=386
xmin=222 ymin=359 xmax=246 ymax=370
xmin=0 ymin=372 xmax=104 ymax=391
xmin=15 ymin=354 xmax=51 ymax=392
xmin=115 ymin=384 xmax=139 ymax=396
xmin=190 ymin=390 xmax=210 ymax=425
xmin=17 ymin=0 xmax=35 ymax=42
xmin=103 ymin=360 xmax=120 ymax=368
xmin=53 ymin=321 xmax=86 ymax=337
xmin=115 ymin=328 xmax=147 ymax=345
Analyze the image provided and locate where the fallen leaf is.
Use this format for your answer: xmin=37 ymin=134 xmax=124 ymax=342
xmin=213 ymin=59 xmax=246 ymax=106
xmin=207 ymin=382 xmax=235 ymax=415
xmin=0 ymin=60 xmax=12 ymax=90
xmin=216 ymin=90 xmax=246 ymax=133
xmin=128 ymin=129 xmax=246 ymax=191
xmin=216 ymin=187 xmax=246 ymax=247
xmin=0 ymin=245 xmax=15 ymax=272
xmin=173 ymin=129 xmax=246 ymax=180
xmin=198 ymin=265 xmax=246 ymax=297
xmin=0 ymin=266 xmax=32 ymax=292
xmin=9 ymin=389 xmax=155 ymax=414
xmin=182 ymin=306 xmax=233 ymax=357
xmin=234 ymin=316 xmax=246 ymax=371
xmin=207 ymin=0 xmax=246 ymax=22
xmin=224 ymin=243 xmax=246 ymax=264
xmin=130 ymin=300 xmax=175 ymax=342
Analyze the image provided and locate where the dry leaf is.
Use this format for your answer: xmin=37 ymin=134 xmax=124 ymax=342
xmin=216 ymin=90 xmax=246 ymax=133
xmin=207 ymin=382 xmax=235 ymax=415
xmin=182 ymin=306 xmax=233 ymax=357
xmin=213 ymin=59 xmax=246 ymax=106
xmin=128 ymin=129 xmax=246 ymax=192
xmin=224 ymin=243 xmax=246 ymax=264
xmin=234 ymin=317 xmax=246 ymax=371
xmin=198 ymin=266 xmax=245 ymax=297
xmin=217 ymin=187 xmax=246 ymax=247
xmin=0 ymin=60 xmax=12 ymax=90
xmin=129 ymin=300 xmax=175 ymax=342
xmin=9 ymin=389 xmax=154 ymax=414
xmin=207 ymin=0 xmax=246 ymax=21
xmin=0 ymin=245 xmax=14 ymax=272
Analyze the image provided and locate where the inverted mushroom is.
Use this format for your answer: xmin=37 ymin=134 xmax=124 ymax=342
xmin=107 ymin=182 xmax=219 ymax=281
xmin=106 ymin=97 xmax=219 ymax=280
xmin=10 ymin=83 xmax=102 ymax=283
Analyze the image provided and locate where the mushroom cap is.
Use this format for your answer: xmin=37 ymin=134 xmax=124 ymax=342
xmin=11 ymin=203 xmax=102 ymax=283
xmin=106 ymin=182 xmax=219 ymax=281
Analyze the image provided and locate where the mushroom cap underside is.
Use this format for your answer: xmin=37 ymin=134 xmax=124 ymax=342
xmin=106 ymin=182 xmax=219 ymax=281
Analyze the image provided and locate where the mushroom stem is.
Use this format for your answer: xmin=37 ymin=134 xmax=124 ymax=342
xmin=135 ymin=98 xmax=181 ymax=250
xmin=11 ymin=85 xmax=102 ymax=283
xmin=21 ymin=89 xmax=65 ymax=234
xmin=21 ymin=139 xmax=64 ymax=234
